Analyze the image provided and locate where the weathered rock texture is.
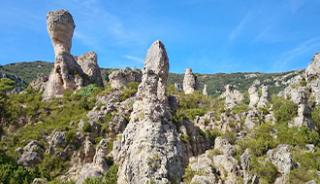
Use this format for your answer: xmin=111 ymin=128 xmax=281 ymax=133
xmin=43 ymin=10 xmax=103 ymax=100
xmin=222 ymin=85 xmax=244 ymax=109
xmin=202 ymin=84 xmax=208 ymax=96
xmin=108 ymin=68 xmax=142 ymax=89
xmin=183 ymin=68 xmax=197 ymax=94
xmin=113 ymin=40 xmax=185 ymax=184
xmin=18 ymin=140 xmax=44 ymax=167
xmin=257 ymin=85 xmax=269 ymax=108
xmin=185 ymin=137 xmax=240 ymax=184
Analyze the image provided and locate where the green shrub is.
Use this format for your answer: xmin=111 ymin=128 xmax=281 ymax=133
xmin=84 ymin=164 xmax=118 ymax=184
xmin=272 ymin=96 xmax=298 ymax=123
xmin=0 ymin=152 xmax=39 ymax=184
xmin=238 ymin=123 xmax=276 ymax=156
xmin=250 ymin=156 xmax=278 ymax=184
xmin=119 ymin=82 xmax=139 ymax=101
xmin=77 ymin=84 xmax=100 ymax=97
xmin=38 ymin=154 xmax=68 ymax=179
xmin=82 ymin=121 xmax=92 ymax=133
xmin=311 ymin=106 xmax=320 ymax=130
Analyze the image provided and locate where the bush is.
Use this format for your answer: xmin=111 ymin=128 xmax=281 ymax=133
xmin=311 ymin=106 xmax=320 ymax=130
xmin=238 ymin=123 xmax=276 ymax=156
xmin=250 ymin=156 xmax=278 ymax=183
xmin=0 ymin=152 xmax=39 ymax=184
xmin=119 ymin=82 xmax=139 ymax=101
xmin=272 ymin=96 xmax=298 ymax=123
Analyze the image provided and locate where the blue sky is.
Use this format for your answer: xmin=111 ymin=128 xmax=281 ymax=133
xmin=1 ymin=0 xmax=320 ymax=73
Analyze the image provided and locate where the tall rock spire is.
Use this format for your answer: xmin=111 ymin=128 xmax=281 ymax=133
xmin=114 ymin=40 xmax=185 ymax=184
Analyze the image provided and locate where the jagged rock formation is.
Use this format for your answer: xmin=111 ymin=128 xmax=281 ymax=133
xmin=222 ymin=84 xmax=244 ymax=109
xmin=108 ymin=68 xmax=142 ymax=89
xmin=257 ymin=85 xmax=269 ymax=108
xmin=76 ymin=139 xmax=109 ymax=184
xmin=185 ymin=137 xmax=241 ymax=183
xmin=202 ymin=84 xmax=208 ymax=96
xmin=29 ymin=74 xmax=49 ymax=92
xmin=43 ymin=10 xmax=103 ymax=100
xmin=18 ymin=140 xmax=45 ymax=167
xmin=183 ymin=68 xmax=197 ymax=94
xmin=248 ymin=81 xmax=260 ymax=108
xmin=281 ymin=75 xmax=315 ymax=129
xmin=113 ymin=40 xmax=185 ymax=184
xmin=267 ymin=144 xmax=295 ymax=183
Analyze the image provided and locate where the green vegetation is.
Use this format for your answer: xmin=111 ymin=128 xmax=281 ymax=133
xmin=272 ymin=96 xmax=298 ymax=123
xmin=84 ymin=164 xmax=118 ymax=184
xmin=119 ymin=82 xmax=139 ymax=101
xmin=0 ymin=152 xmax=40 ymax=184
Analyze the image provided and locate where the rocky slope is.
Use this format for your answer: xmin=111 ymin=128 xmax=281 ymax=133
xmin=1 ymin=9 xmax=320 ymax=184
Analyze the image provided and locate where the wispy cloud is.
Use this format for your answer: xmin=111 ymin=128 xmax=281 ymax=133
xmin=272 ymin=37 xmax=320 ymax=71
xmin=228 ymin=12 xmax=252 ymax=42
xmin=123 ymin=55 xmax=144 ymax=64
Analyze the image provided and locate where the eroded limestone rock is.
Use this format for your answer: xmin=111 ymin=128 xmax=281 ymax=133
xmin=108 ymin=68 xmax=142 ymax=89
xmin=43 ymin=10 xmax=103 ymax=100
xmin=183 ymin=68 xmax=197 ymax=94
xmin=203 ymin=84 xmax=208 ymax=96
xmin=222 ymin=85 xmax=244 ymax=109
xmin=18 ymin=140 xmax=44 ymax=167
xmin=114 ymin=40 xmax=185 ymax=184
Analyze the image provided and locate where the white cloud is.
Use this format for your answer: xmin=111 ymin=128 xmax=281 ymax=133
xmin=228 ymin=12 xmax=252 ymax=42
xmin=123 ymin=55 xmax=144 ymax=64
xmin=272 ymin=37 xmax=320 ymax=71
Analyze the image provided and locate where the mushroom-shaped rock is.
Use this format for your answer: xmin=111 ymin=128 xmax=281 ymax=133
xmin=43 ymin=10 xmax=103 ymax=100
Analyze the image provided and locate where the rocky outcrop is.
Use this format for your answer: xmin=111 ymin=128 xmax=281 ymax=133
xmin=108 ymin=68 xmax=142 ymax=89
xmin=185 ymin=137 xmax=240 ymax=184
xmin=305 ymin=53 xmax=320 ymax=78
xmin=222 ymin=85 xmax=244 ymax=109
xmin=18 ymin=140 xmax=45 ymax=167
xmin=75 ymin=51 xmax=104 ymax=87
xmin=267 ymin=144 xmax=295 ymax=183
xmin=257 ymin=85 xmax=269 ymax=108
xmin=183 ymin=68 xmax=197 ymax=94
xmin=202 ymin=84 xmax=208 ymax=96
xmin=43 ymin=10 xmax=103 ymax=100
xmin=113 ymin=41 xmax=185 ymax=184
xmin=29 ymin=74 xmax=49 ymax=92
xmin=76 ymin=139 xmax=109 ymax=184
xmin=248 ymin=81 xmax=260 ymax=108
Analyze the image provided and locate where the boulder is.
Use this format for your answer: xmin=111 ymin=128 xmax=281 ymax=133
xmin=267 ymin=144 xmax=295 ymax=175
xmin=18 ymin=140 xmax=44 ymax=167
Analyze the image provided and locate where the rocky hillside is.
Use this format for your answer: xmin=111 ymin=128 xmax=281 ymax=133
xmin=0 ymin=61 xmax=302 ymax=97
xmin=1 ymin=9 xmax=320 ymax=184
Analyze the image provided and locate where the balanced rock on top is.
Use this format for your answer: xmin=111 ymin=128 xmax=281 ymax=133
xmin=43 ymin=10 xmax=103 ymax=100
